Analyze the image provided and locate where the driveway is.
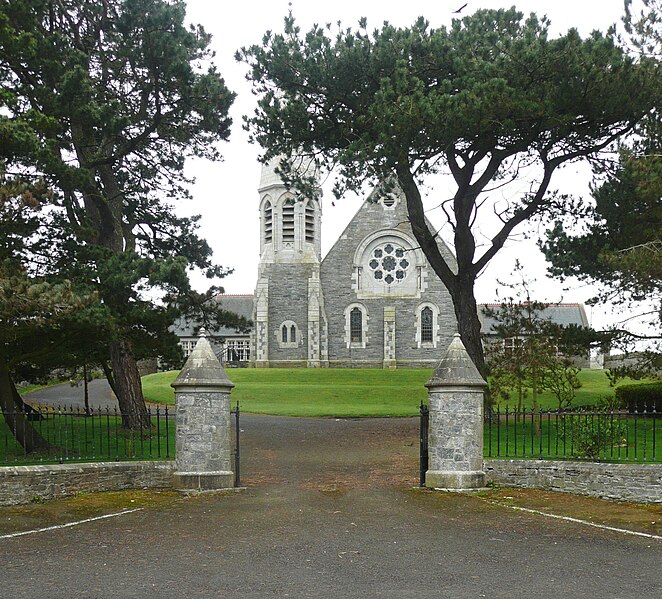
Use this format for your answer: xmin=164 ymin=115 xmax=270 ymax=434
xmin=1 ymin=412 xmax=660 ymax=598
xmin=26 ymin=378 xmax=118 ymax=410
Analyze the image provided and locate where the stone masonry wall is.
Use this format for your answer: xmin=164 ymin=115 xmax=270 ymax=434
xmin=0 ymin=461 xmax=175 ymax=506
xmin=484 ymin=459 xmax=662 ymax=503
xmin=264 ymin=262 xmax=318 ymax=365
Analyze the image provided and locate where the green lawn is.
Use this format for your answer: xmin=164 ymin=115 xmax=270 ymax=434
xmin=141 ymin=368 xmax=642 ymax=417
xmin=142 ymin=368 xmax=432 ymax=417
xmin=499 ymin=368 xmax=628 ymax=411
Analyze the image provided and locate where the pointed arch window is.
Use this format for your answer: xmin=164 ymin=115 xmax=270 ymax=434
xmin=282 ymin=198 xmax=295 ymax=242
xmin=345 ymin=304 xmax=368 ymax=348
xmin=416 ymin=303 xmax=439 ymax=348
xmin=278 ymin=320 xmax=298 ymax=348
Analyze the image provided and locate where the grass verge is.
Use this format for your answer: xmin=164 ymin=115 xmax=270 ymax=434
xmin=142 ymin=368 xmax=646 ymax=416
xmin=143 ymin=368 xmax=431 ymax=417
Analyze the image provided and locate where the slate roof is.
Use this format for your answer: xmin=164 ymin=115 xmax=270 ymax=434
xmin=478 ymin=303 xmax=590 ymax=335
xmin=171 ymin=295 xmax=254 ymax=338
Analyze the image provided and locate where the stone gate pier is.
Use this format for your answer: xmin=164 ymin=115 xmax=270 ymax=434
xmin=425 ymin=334 xmax=487 ymax=490
xmin=171 ymin=329 xmax=235 ymax=491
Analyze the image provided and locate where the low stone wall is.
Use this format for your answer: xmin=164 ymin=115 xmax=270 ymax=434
xmin=484 ymin=459 xmax=662 ymax=503
xmin=0 ymin=461 xmax=175 ymax=506
xmin=3 ymin=458 xmax=660 ymax=506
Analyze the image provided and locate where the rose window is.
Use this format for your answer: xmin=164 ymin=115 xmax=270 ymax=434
xmin=368 ymin=243 xmax=410 ymax=284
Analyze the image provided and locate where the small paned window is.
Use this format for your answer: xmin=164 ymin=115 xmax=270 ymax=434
xmin=226 ymin=339 xmax=250 ymax=362
xmin=350 ymin=308 xmax=363 ymax=343
xmin=503 ymin=337 xmax=523 ymax=357
xmin=421 ymin=307 xmax=433 ymax=343
xmin=305 ymin=202 xmax=315 ymax=243
xmin=282 ymin=199 xmax=295 ymax=242
xmin=282 ymin=324 xmax=288 ymax=343
xmin=180 ymin=340 xmax=195 ymax=357
xmin=290 ymin=325 xmax=296 ymax=342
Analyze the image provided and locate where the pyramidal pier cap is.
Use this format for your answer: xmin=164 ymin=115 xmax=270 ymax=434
xmin=426 ymin=333 xmax=487 ymax=388
xmin=171 ymin=328 xmax=234 ymax=390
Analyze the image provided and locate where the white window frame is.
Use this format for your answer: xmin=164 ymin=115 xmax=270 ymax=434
xmin=276 ymin=320 xmax=299 ymax=348
xmin=344 ymin=303 xmax=368 ymax=349
xmin=415 ymin=303 xmax=440 ymax=348
xmin=224 ymin=338 xmax=250 ymax=362
xmin=179 ymin=339 xmax=196 ymax=357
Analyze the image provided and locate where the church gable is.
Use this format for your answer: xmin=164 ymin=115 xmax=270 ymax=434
xmin=320 ymin=184 xmax=458 ymax=368
xmin=322 ymin=184 xmax=456 ymax=282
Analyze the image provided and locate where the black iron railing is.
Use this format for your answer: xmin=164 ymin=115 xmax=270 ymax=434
xmin=419 ymin=402 xmax=429 ymax=486
xmin=231 ymin=401 xmax=241 ymax=487
xmin=419 ymin=404 xmax=661 ymax=477
xmin=2 ymin=403 xmax=243 ymax=485
xmin=485 ymin=405 xmax=660 ymax=463
xmin=1 ymin=405 xmax=173 ymax=465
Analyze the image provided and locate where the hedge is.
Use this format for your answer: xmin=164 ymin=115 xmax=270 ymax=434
xmin=615 ymin=381 xmax=662 ymax=413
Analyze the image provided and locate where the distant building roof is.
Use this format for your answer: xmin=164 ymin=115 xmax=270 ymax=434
xmin=478 ymin=303 xmax=589 ymax=334
xmin=172 ymin=294 xmax=254 ymax=338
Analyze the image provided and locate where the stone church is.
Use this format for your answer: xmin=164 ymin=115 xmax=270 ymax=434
xmin=250 ymin=161 xmax=458 ymax=368
xmin=173 ymin=162 xmax=590 ymax=368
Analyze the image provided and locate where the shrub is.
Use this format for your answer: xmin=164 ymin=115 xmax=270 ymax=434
xmin=615 ymin=381 xmax=662 ymax=412
xmin=562 ymin=410 xmax=628 ymax=460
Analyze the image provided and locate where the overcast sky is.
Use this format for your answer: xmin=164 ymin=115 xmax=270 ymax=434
xmin=178 ymin=0 xmax=631 ymax=331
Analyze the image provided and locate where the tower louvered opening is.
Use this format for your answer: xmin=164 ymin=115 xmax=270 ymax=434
xmin=305 ymin=202 xmax=315 ymax=243
xmin=282 ymin=199 xmax=295 ymax=242
xmin=264 ymin=201 xmax=272 ymax=243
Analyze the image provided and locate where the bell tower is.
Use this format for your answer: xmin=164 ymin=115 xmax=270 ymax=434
xmin=251 ymin=158 xmax=327 ymax=367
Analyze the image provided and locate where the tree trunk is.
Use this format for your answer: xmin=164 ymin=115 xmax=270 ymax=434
xmin=448 ymin=277 xmax=487 ymax=378
xmin=11 ymin=379 xmax=42 ymax=421
xmin=100 ymin=360 xmax=120 ymax=400
xmin=0 ymin=364 xmax=51 ymax=453
xmin=397 ymin=166 xmax=487 ymax=376
xmin=108 ymin=338 xmax=151 ymax=430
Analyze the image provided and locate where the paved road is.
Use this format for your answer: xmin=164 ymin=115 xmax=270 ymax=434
xmin=26 ymin=379 xmax=118 ymax=410
xmin=1 ymin=413 xmax=660 ymax=598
